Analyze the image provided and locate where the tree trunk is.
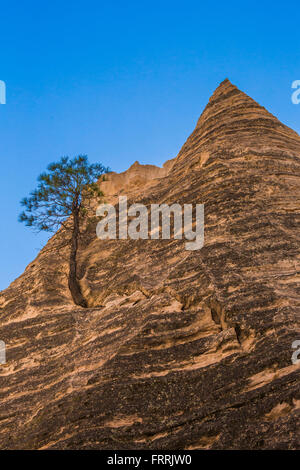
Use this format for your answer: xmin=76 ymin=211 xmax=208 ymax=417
xmin=68 ymin=209 xmax=87 ymax=308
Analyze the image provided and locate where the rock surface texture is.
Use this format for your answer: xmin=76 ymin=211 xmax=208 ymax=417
xmin=0 ymin=79 xmax=300 ymax=449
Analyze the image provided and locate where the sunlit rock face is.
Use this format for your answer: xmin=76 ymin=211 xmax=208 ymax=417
xmin=0 ymin=80 xmax=300 ymax=449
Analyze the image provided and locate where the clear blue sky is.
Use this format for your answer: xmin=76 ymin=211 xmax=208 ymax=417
xmin=0 ymin=0 xmax=299 ymax=290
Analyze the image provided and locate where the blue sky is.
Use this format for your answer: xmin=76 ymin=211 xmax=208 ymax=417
xmin=0 ymin=0 xmax=299 ymax=290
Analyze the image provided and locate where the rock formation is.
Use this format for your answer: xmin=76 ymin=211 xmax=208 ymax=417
xmin=0 ymin=79 xmax=299 ymax=449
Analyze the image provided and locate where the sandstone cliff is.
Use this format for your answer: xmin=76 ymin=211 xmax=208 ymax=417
xmin=0 ymin=79 xmax=299 ymax=449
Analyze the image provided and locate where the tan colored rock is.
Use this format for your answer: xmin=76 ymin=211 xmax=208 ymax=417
xmin=0 ymin=79 xmax=300 ymax=449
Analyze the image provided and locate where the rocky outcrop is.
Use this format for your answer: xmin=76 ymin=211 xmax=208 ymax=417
xmin=0 ymin=79 xmax=299 ymax=449
xmin=100 ymin=158 xmax=175 ymax=201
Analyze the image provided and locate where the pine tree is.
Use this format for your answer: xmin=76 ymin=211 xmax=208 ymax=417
xmin=19 ymin=155 xmax=109 ymax=307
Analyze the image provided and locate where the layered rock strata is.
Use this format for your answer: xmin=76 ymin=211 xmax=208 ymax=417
xmin=0 ymin=80 xmax=299 ymax=449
